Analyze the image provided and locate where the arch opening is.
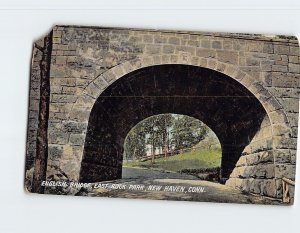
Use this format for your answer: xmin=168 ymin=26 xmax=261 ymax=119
xmin=79 ymin=64 xmax=268 ymax=183
xmin=122 ymin=113 xmax=222 ymax=181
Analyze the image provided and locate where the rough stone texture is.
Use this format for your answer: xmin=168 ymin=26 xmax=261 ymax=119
xmin=80 ymin=65 xmax=268 ymax=183
xmin=25 ymin=41 xmax=44 ymax=191
xmin=26 ymin=26 xmax=300 ymax=201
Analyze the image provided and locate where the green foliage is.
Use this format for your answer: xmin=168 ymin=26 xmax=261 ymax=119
xmin=123 ymin=121 xmax=147 ymax=160
xmin=195 ymin=132 xmax=221 ymax=150
xmin=171 ymin=115 xmax=208 ymax=150
xmin=124 ymin=114 xmax=212 ymax=161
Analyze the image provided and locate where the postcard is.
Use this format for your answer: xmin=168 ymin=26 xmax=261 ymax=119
xmin=25 ymin=25 xmax=299 ymax=205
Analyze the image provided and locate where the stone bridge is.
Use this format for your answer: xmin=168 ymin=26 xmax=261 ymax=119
xmin=26 ymin=25 xmax=299 ymax=201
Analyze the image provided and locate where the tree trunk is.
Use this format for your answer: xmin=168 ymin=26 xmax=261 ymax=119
xmin=151 ymin=140 xmax=155 ymax=164
xmin=133 ymin=147 xmax=136 ymax=160
xmin=164 ymin=144 xmax=167 ymax=160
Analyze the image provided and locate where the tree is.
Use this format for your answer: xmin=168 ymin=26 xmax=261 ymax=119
xmin=144 ymin=115 xmax=161 ymax=164
xmin=124 ymin=121 xmax=146 ymax=161
xmin=171 ymin=115 xmax=208 ymax=152
xmin=123 ymin=114 xmax=209 ymax=163
xmin=154 ymin=114 xmax=172 ymax=160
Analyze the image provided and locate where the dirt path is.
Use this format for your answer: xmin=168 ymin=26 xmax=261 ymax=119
xmin=122 ymin=167 xmax=197 ymax=180
xmin=84 ymin=167 xmax=282 ymax=205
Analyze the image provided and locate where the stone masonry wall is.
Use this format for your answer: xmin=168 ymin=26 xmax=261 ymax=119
xmin=27 ymin=26 xmax=299 ymax=199
xmin=226 ymin=115 xmax=276 ymax=197
xmin=25 ymin=39 xmax=44 ymax=191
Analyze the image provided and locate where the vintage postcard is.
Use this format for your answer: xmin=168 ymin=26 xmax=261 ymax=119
xmin=25 ymin=25 xmax=299 ymax=205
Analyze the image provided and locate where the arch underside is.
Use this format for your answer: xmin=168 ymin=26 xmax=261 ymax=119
xmin=79 ymin=65 xmax=268 ymax=183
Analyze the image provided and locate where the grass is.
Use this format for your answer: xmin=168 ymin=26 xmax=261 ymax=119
xmin=123 ymin=148 xmax=221 ymax=173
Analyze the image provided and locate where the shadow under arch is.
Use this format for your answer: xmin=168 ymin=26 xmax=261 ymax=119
xmin=79 ymin=64 xmax=268 ymax=183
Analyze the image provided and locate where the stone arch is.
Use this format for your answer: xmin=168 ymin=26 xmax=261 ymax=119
xmin=70 ymin=55 xmax=291 ymax=135
xmin=67 ymin=55 xmax=292 ymax=198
